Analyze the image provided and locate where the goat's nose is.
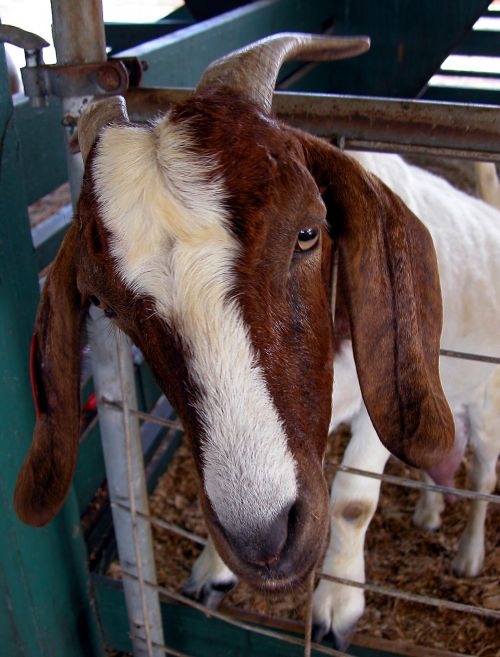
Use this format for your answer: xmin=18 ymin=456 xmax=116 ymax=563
xmin=227 ymin=502 xmax=294 ymax=567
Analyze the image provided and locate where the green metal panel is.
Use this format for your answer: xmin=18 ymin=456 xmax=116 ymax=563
xmin=456 ymin=28 xmax=500 ymax=57
xmin=291 ymin=0 xmax=491 ymax=98
xmin=74 ymin=420 xmax=106 ymax=513
xmin=0 ymin=46 xmax=104 ymax=657
xmin=94 ymin=576 xmax=395 ymax=657
xmin=424 ymin=85 xmax=500 ymax=105
xmin=13 ymin=97 xmax=67 ymax=205
xmin=105 ymin=20 xmax=193 ymax=54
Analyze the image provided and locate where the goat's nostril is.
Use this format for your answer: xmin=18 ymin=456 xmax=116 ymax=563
xmin=243 ymin=501 xmax=295 ymax=567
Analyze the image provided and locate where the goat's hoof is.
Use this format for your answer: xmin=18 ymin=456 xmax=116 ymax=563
xmin=412 ymin=507 xmax=443 ymax=532
xmin=311 ymin=622 xmax=330 ymax=644
xmin=311 ymin=622 xmax=353 ymax=652
xmin=181 ymin=578 xmax=236 ymax=610
xmin=451 ymin=553 xmax=484 ymax=578
xmin=451 ymin=538 xmax=485 ymax=578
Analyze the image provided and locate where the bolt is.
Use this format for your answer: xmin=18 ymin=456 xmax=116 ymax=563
xmin=96 ymin=65 xmax=122 ymax=92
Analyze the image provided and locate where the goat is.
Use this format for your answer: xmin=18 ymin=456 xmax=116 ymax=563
xmin=14 ymin=34 xmax=454 ymax=601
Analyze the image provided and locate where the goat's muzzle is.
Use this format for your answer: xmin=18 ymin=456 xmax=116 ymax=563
xmin=200 ymin=461 xmax=330 ymax=592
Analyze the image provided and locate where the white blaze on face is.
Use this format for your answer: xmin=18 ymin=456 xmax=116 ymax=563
xmin=92 ymin=115 xmax=297 ymax=535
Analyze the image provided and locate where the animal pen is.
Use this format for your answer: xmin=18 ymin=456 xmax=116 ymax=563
xmin=0 ymin=1 xmax=499 ymax=657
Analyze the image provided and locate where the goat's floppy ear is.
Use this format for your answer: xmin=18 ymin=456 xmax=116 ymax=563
xmin=14 ymin=224 xmax=87 ymax=526
xmin=300 ymin=132 xmax=454 ymax=470
xmin=14 ymin=96 xmax=130 ymax=526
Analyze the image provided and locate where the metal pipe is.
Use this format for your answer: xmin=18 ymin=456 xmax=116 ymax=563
xmin=50 ymin=2 xmax=164 ymax=654
xmin=50 ymin=0 xmax=107 ymax=202
xmin=124 ymin=87 xmax=500 ymax=161
xmin=51 ymin=0 xmax=106 ymax=65
xmin=89 ymin=309 xmax=165 ymax=657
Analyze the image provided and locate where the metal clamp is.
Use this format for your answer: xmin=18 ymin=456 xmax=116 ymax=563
xmin=0 ymin=24 xmax=145 ymax=107
xmin=21 ymin=59 xmax=130 ymax=105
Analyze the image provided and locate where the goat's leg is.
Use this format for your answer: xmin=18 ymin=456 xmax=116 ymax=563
xmin=182 ymin=537 xmax=238 ymax=609
xmin=312 ymin=405 xmax=390 ymax=649
xmin=453 ymin=429 xmax=499 ymax=576
xmin=452 ymin=370 xmax=500 ymax=577
xmin=452 ymin=446 xmax=498 ymax=577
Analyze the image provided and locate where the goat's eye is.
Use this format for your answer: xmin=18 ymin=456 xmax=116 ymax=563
xmin=295 ymin=227 xmax=320 ymax=252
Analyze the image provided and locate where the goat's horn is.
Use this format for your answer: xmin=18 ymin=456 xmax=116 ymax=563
xmin=196 ymin=32 xmax=370 ymax=112
xmin=78 ymin=95 xmax=129 ymax=163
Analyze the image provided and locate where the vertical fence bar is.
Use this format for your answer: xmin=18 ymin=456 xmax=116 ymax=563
xmin=51 ymin=0 xmax=106 ymax=201
xmin=49 ymin=1 xmax=165 ymax=654
xmin=89 ymin=310 xmax=164 ymax=656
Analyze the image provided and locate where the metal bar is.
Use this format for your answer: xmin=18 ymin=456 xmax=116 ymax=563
xmin=324 ymin=463 xmax=500 ymax=504
xmin=49 ymin=3 xmax=165 ymax=654
xmin=124 ymin=88 xmax=500 ymax=161
xmin=103 ymin=399 xmax=184 ymax=431
xmin=318 ymin=573 xmax=500 ymax=620
xmin=439 ymin=348 xmax=500 ymax=364
xmin=50 ymin=0 xmax=107 ymax=204
xmin=303 ymin=573 xmax=314 ymax=657
xmin=89 ymin=309 xmax=165 ymax=657
xmin=111 ymin=502 xmax=207 ymax=547
xmin=51 ymin=0 xmax=106 ymax=65
xmin=116 ymin=329 xmax=155 ymax=656
xmin=131 ymin=642 xmax=193 ymax=657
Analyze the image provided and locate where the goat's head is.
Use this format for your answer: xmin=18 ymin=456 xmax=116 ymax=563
xmin=14 ymin=33 xmax=454 ymax=592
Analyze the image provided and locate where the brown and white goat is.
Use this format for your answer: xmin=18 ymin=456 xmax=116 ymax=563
xmin=14 ymin=34 xmax=454 ymax=594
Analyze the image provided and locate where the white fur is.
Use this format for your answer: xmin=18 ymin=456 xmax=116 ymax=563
xmin=93 ymin=116 xmax=297 ymax=536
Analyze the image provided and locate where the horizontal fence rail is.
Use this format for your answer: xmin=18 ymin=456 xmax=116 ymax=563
xmin=124 ymin=88 xmax=500 ymax=161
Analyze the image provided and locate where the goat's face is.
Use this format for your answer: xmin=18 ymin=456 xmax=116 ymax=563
xmin=15 ymin=34 xmax=454 ymax=594
xmin=75 ymin=93 xmax=334 ymax=589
